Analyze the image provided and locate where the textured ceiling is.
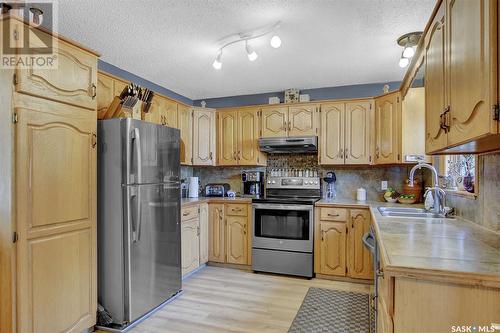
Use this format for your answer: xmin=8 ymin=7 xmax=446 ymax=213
xmin=57 ymin=0 xmax=435 ymax=100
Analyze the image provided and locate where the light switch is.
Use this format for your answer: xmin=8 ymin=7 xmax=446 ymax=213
xmin=381 ymin=181 xmax=388 ymax=190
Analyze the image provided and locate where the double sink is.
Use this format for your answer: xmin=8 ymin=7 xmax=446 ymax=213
xmin=377 ymin=207 xmax=449 ymax=219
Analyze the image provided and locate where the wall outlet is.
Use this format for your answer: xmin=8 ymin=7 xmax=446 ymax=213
xmin=381 ymin=181 xmax=388 ymax=191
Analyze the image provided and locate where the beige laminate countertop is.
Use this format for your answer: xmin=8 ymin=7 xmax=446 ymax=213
xmin=316 ymin=199 xmax=500 ymax=286
xmin=181 ymin=197 xmax=252 ymax=207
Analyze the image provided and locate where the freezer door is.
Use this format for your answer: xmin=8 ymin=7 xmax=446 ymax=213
xmin=124 ymin=182 xmax=181 ymax=323
xmin=123 ymin=118 xmax=180 ymax=185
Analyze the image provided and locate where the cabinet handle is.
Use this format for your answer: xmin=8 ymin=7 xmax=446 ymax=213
xmin=182 ymin=211 xmax=190 ymax=217
xmin=375 ymin=146 xmax=380 ymax=159
xmin=321 ymin=230 xmax=325 ymax=241
xmin=237 ymin=151 xmax=241 ymax=160
xmin=209 ymin=152 xmax=213 ymax=160
xmin=340 ymin=148 xmax=344 ymax=159
xmin=288 ymin=121 xmax=291 ymax=131
xmin=327 ymin=213 xmax=340 ymax=217
xmin=243 ymin=224 xmax=247 ymax=234
xmin=232 ymin=207 xmax=242 ymax=212
xmin=197 ymin=226 xmax=200 ymax=236
xmin=91 ymin=132 xmax=97 ymax=148
xmin=233 ymin=151 xmax=237 ymax=160
xmin=91 ymin=84 xmax=97 ymax=99
xmin=344 ymin=148 xmax=349 ymax=158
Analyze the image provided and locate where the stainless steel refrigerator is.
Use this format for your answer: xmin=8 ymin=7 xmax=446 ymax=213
xmin=97 ymin=118 xmax=181 ymax=327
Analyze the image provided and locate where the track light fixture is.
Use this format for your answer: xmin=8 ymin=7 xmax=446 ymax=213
xmin=212 ymin=21 xmax=282 ymax=70
xmin=397 ymin=31 xmax=422 ymax=68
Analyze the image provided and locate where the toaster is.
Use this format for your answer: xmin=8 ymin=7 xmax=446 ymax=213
xmin=205 ymin=183 xmax=230 ymax=197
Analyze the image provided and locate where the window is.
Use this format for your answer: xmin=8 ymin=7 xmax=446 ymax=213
xmin=438 ymin=154 xmax=478 ymax=197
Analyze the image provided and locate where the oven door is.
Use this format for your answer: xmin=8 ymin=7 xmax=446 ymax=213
xmin=252 ymin=203 xmax=313 ymax=253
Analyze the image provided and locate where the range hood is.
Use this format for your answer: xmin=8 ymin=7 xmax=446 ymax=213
xmin=258 ymin=136 xmax=318 ymax=153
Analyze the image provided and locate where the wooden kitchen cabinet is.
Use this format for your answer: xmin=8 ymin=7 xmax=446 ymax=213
xmin=315 ymin=206 xmax=372 ymax=280
xmin=181 ymin=217 xmax=200 ymax=276
xmin=319 ymin=100 xmax=373 ymax=165
xmin=225 ymin=215 xmax=248 ymax=265
xmin=288 ymin=104 xmax=319 ymax=136
xmin=218 ymin=110 xmax=239 ymax=165
xmin=217 ymin=108 xmax=265 ymax=166
xmin=162 ymin=97 xmax=178 ymax=128
xmin=318 ymin=221 xmax=347 ymax=276
xmin=320 ymin=103 xmax=345 ymax=164
xmin=261 ymin=106 xmax=288 ymax=137
xmin=193 ymin=107 xmax=216 ymax=166
xmin=347 ymin=209 xmax=373 ymax=279
xmin=15 ymin=103 xmax=97 ymax=333
xmin=208 ymin=204 xmax=225 ymax=263
xmin=15 ymin=31 xmax=97 ymax=110
xmin=375 ymin=92 xmax=401 ymax=164
xmin=418 ymin=0 xmax=500 ymax=154
xmin=199 ymin=203 xmax=209 ymax=265
xmin=345 ymin=101 xmax=372 ymax=164
xmin=178 ymin=104 xmax=193 ymax=165
xmin=424 ymin=1 xmax=448 ymax=154
xmin=97 ymin=73 xmax=115 ymax=118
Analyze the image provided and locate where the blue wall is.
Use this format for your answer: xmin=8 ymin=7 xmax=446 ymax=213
xmin=98 ymin=60 xmax=193 ymax=105
xmin=193 ymin=81 xmax=401 ymax=108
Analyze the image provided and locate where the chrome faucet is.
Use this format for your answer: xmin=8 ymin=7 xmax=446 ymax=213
xmin=409 ymin=162 xmax=445 ymax=215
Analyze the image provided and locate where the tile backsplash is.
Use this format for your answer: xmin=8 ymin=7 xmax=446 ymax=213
xmin=190 ymin=154 xmax=430 ymax=201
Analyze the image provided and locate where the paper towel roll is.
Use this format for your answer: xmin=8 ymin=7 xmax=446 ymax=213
xmin=188 ymin=177 xmax=199 ymax=198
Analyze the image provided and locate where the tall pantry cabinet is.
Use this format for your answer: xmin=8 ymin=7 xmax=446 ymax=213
xmin=0 ymin=17 xmax=99 ymax=333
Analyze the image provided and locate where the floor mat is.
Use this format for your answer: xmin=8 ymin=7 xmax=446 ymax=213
xmin=288 ymin=287 xmax=374 ymax=333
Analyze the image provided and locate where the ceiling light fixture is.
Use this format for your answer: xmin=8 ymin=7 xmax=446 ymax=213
xmin=397 ymin=31 xmax=423 ymax=68
xmin=246 ymin=41 xmax=258 ymax=61
xmin=212 ymin=50 xmax=222 ymax=70
xmin=211 ymin=21 xmax=281 ymax=69
xmin=270 ymin=35 xmax=282 ymax=48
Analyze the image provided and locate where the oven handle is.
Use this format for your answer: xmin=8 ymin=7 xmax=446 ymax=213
xmin=252 ymin=203 xmax=313 ymax=211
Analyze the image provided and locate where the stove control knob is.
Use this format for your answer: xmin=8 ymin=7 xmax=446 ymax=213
xmin=267 ymin=180 xmax=271 ymax=184
xmin=314 ymin=181 xmax=318 ymax=185
xmin=272 ymin=180 xmax=276 ymax=184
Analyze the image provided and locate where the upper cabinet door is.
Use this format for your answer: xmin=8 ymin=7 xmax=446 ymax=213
xmin=375 ymin=93 xmax=400 ymax=164
xmin=144 ymin=95 xmax=161 ymax=124
xmin=163 ymin=98 xmax=179 ymax=129
xmin=178 ymin=105 xmax=193 ymax=165
xmin=425 ymin=2 xmax=448 ymax=154
xmin=447 ymin=0 xmax=496 ymax=145
xmin=193 ymin=109 xmax=216 ymax=166
xmin=218 ymin=110 xmax=238 ymax=166
xmin=16 ymin=32 xmax=97 ymax=110
xmin=288 ymin=105 xmax=319 ymax=136
xmin=15 ymin=104 xmax=96 ymax=333
xmin=345 ymin=101 xmax=373 ymax=165
xmin=238 ymin=109 xmax=261 ymax=166
xmin=96 ymin=73 xmax=114 ymax=119
xmin=320 ymin=103 xmax=345 ymax=165
xmin=261 ymin=107 xmax=288 ymax=137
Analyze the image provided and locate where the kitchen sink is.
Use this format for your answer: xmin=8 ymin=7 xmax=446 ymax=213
xmin=377 ymin=207 xmax=447 ymax=219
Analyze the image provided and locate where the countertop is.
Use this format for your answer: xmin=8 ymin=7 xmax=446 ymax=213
xmin=181 ymin=196 xmax=252 ymax=207
xmin=315 ymin=198 xmax=500 ymax=286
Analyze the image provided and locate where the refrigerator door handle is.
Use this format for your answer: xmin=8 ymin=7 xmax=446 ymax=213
xmin=129 ymin=187 xmax=142 ymax=243
xmin=130 ymin=128 xmax=143 ymax=184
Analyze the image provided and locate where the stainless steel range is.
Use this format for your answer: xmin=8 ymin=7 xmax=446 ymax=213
xmin=252 ymin=176 xmax=320 ymax=277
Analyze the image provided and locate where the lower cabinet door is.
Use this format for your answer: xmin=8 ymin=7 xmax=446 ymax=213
xmin=199 ymin=203 xmax=209 ymax=265
xmin=208 ymin=204 xmax=225 ymax=263
xmin=378 ymin=296 xmax=394 ymax=333
xmin=226 ymin=215 xmax=248 ymax=265
xmin=348 ymin=209 xmax=373 ymax=279
xmin=15 ymin=104 xmax=97 ymax=333
xmin=319 ymin=221 xmax=346 ymax=276
xmin=181 ymin=218 xmax=200 ymax=276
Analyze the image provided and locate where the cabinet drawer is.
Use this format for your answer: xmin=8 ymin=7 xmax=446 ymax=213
xmin=181 ymin=205 xmax=199 ymax=221
xmin=225 ymin=204 xmax=248 ymax=216
xmin=320 ymin=207 xmax=347 ymax=221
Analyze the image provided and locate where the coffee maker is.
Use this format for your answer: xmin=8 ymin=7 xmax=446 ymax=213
xmin=242 ymin=171 xmax=264 ymax=198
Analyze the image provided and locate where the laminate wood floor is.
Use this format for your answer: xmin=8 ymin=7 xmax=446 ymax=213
xmin=123 ymin=266 xmax=372 ymax=333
